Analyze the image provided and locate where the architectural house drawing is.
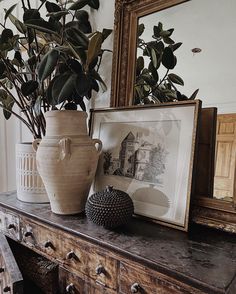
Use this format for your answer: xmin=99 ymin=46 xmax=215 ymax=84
xmin=103 ymin=131 xmax=167 ymax=184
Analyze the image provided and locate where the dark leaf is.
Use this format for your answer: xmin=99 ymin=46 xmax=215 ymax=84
xmin=47 ymin=11 xmax=69 ymax=19
xmin=153 ymin=22 xmax=163 ymax=38
xmin=65 ymin=27 xmax=89 ymax=48
xmin=14 ymin=51 xmax=22 ymax=63
xmin=78 ymin=99 xmax=86 ymax=111
xmin=162 ymin=47 xmax=176 ymax=70
xmin=23 ymin=9 xmax=41 ymax=22
xmin=189 ymin=88 xmax=199 ymax=100
xmin=69 ymin=0 xmax=90 ymax=10
xmin=25 ymin=19 xmax=58 ymax=34
xmin=168 ymin=73 xmax=184 ymax=86
xmin=90 ymin=69 xmax=107 ymax=92
xmin=148 ymin=61 xmax=159 ymax=83
xmin=170 ymin=42 xmax=182 ymax=51
xmin=38 ymin=49 xmax=59 ymax=82
xmin=102 ymin=28 xmax=112 ymax=41
xmin=75 ymin=10 xmax=89 ymax=22
xmin=136 ymin=56 xmax=144 ymax=76
xmin=4 ymin=3 xmax=17 ymax=22
xmin=75 ymin=74 xmax=91 ymax=96
xmin=88 ymin=0 xmax=100 ymax=9
xmin=21 ymin=80 xmax=39 ymax=96
xmin=51 ymin=73 xmax=77 ymax=104
xmin=151 ymin=48 xmax=158 ymax=68
xmin=167 ymin=28 xmax=174 ymax=36
xmin=0 ymin=61 xmax=6 ymax=77
xmin=33 ymin=96 xmax=42 ymax=117
xmin=67 ymin=59 xmax=83 ymax=74
xmin=138 ymin=23 xmax=145 ymax=37
xmin=64 ymin=102 xmax=77 ymax=110
xmin=45 ymin=2 xmax=61 ymax=12
xmin=86 ymin=32 xmax=103 ymax=67
xmin=28 ymin=55 xmax=37 ymax=67
xmin=6 ymin=12 xmax=27 ymax=34
xmin=160 ymin=30 xmax=172 ymax=37
xmin=1 ymin=29 xmax=13 ymax=43
xmin=91 ymin=78 xmax=99 ymax=92
xmin=163 ymin=36 xmax=175 ymax=45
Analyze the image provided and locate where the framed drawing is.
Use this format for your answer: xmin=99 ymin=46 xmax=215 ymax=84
xmin=90 ymin=100 xmax=201 ymax=231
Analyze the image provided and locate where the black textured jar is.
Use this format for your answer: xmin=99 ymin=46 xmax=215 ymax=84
xmin=85 ymin=186 xmax=134 ymax=228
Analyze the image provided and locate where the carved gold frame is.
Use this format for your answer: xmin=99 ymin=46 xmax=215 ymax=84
xmin=110 ymin=0 xmax=236 ymax=233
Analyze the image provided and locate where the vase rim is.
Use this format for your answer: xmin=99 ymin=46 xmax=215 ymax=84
xmin=45 ymin=110 xmax=87 ymax=118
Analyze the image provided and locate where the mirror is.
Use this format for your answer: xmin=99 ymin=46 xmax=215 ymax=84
xmin=111 ymin=0 xmax=236 ymax=232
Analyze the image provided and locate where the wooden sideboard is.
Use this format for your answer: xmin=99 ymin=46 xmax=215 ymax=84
xmin=0 ymin=192 xmax=236 ymax=294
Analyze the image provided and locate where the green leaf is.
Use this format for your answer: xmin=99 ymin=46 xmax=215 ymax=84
xmin=21 ymin=80 xmax=39 ymax=96
xmin=148 ymin=61 xmax=159 ymax=83
xmin=153 ymin=22 xmax=162 ymax=38
xmin=162 ymin=47 xmax=176 ymax=70
xmin=51 ymin=73 xmax=77 ymax=104
xmin=25 ymin=19 xmax=58 ymax=34
xmin=69 ymin=0 xmax=90 ymax=10
xmin=168 ymin=73 xmax=184 ymax=86
xmin=0 ymin=89 xmax=8 ymax=101
xmin=189 ymin=89 xmax=199 ymax=100
xmin=6 ymin=11 xmax=27 ymax=34
xmin=88 ymin=0 xmax=100 ymax=9
xmin=38 ymin=49 xmax=59 ymax=82
xmin=0 ymin=89 xmax=14 ymax=120
xmin=4 ymin=3 xmax=17 ymax=22
xmin=33 ymin=96 xmax=42 ymax=117
xmin=23 ymin=9 xmax=41 ymax=22
xmin=151 ymin=48 xmax=158 ymax=68
xmin=1 ymin=29 xmax=13 ymax=43
xmin=86 ymin=32 xmax=103 ymax=67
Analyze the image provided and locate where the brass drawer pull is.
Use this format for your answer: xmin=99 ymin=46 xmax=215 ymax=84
xmin=3 ymin=286 xmax=11 ymax=292
xmin=0 ymin=267 xmax=4 ymax=273
xmin=44 ymin=241 xmax=55 ymax=250
xmin=131 ymin=283 xmax=141 ymax=293
xmin=66 ymin=283 xmax=75 ymax=293
xmin=66 ymin=251 xmax=79 ymax=261
xmin=24 ymin=231 xmax=33 ymax=238
xmin=8 ymin=223 xmax=16 ymax=230
xmin=95 ymin=265 xmax=106 ymax=275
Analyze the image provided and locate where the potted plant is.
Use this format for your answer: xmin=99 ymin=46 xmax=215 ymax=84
xmin=0 ymin=0 xmax=112 ymax=211
xmin=135 ymin=22 xmax=198 ymax=104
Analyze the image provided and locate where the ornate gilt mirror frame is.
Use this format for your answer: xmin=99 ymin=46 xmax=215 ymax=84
xmin=110 ymin=0 xmax=236 ymax=233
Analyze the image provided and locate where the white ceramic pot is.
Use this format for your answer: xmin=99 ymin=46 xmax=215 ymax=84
xmin=33 ymin=110 xmax=102 ymax=215
xmin=16 ymin=143 xmax=48 ymax=203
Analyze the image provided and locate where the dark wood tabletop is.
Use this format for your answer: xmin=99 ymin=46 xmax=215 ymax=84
xmin=0 ymin=191 xmax=236 ymax=293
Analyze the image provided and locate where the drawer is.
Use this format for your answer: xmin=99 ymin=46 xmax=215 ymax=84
xmin=0 ymin=210 xmax=20 ymax=240
xmin=21 ymin=218 xmax=118 ymax=290
xmin=59 ymin=268 xmax=117 ymax=294
xmin=119 ymin=262 xmax=200 ymax=294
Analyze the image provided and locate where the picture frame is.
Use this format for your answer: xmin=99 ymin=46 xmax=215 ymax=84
xmin=89 ymin=100 xmax=201 ymax=231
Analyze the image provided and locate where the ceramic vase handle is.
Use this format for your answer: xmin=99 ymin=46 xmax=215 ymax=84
xmin=32 ymin=139 xmax=41 ymax=152
xmin=59 ymin=138 xmax=71 ymax=161
xmin=92 ymin=139 xmax=102 ymax=156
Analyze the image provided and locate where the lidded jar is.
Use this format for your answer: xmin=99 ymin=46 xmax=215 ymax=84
xmin=85 ymin=186 xmax=134 ymax=228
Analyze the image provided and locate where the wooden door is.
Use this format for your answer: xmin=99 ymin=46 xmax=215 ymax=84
xmin=214 ymin=114 xmax=236 ymax=202
xmin=0 ymin=234 xmax=23 ymax=294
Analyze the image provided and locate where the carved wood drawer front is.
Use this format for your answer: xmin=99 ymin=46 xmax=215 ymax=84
xmin=86 ymin=246 xmax=118 ymax=290
xmin=119 ymin=262 xmax=201 ymax=294
xmin=0 ymin=210 xmax=20 ymax=241
xmin=59 ymin=267 xmax=117 ymax=294
xmin=21 ymin=220 xmax=63 ymax=260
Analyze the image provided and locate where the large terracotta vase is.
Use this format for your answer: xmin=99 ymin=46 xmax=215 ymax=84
xmin=33 ymin=110 xmax=102 ymax=215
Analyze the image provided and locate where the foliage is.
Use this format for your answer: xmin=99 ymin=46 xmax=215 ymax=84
xmin=0 ymin=0 xmax=112 ymax=138
xmin=135 ymin=22 xmax=198 ymax=104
